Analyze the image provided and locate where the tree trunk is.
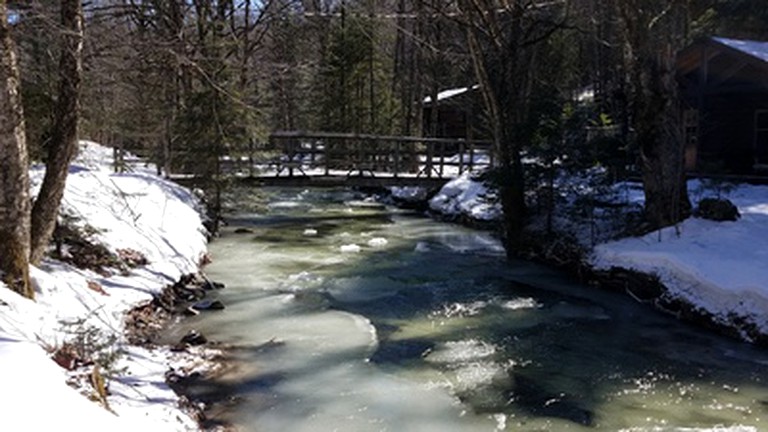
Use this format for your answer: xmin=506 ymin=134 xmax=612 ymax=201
xmin=464 ymin=12 xmax=530 ymax=258
xmin=622 ymin=1 xmax=692 ymax=229
xmin=0 ymin=2 xmax=33 ymax=298
xmin=637 ymin=48 xmax=691 ymax=227
xmin=30 ymin=0 xmax=84 ymax=265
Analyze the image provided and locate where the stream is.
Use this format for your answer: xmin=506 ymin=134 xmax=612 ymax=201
xmin=168 ymin=187 xmax=768 ymax=432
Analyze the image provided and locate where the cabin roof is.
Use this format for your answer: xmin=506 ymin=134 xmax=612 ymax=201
xmin=678 ymin=36 xmax=768 ymax=96
xmin=423 ymin=85 xmax=479 ymax=105
xmin=712 ymin=37 xmax=768 ymax=64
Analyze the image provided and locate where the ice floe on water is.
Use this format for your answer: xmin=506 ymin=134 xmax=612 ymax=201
xmin=432 ymin=301 xmax=489 ymax=318
xmin=452 ymin=361 xmax=507 ymax=392
xmin=493 ymin=413 xmax=507 ymax=431
xmin=415 ymin=241 xmax=431 ymax=253
xmin=425 ymin=339 xmax=497 ymax=364
xmin=268 ymin=201 xmax=305 ymax=209
xmin=424 ymin=340 xmax=513 ymax=395
xmin=430 ymin=296 xmax=541 ymax=319
xmin=283 ymin=271 xmax=324 ymax=291
xmin=367 ymin=237 xmax=388 ymax=247
xmin=501 ymin=297 xmax=542 ymax=310
xmin=340 ymin=244 xmax=362 ymax=253
xmin=325 ymin=276 xmax=406 ymax=303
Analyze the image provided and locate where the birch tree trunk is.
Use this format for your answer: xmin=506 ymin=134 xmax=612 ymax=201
xmin=30 ymin=0 xmax=84 ymax=265
xmin=0 ymin=2 xmax=33 ymax=298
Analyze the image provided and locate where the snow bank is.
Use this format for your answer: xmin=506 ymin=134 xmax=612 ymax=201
xmin=0 ymin=141 xmax=208 ymax=431
xmin=591 ymin=182 xmax=768 ymax=339
xmin=426 ymin=171 xmax=768 ymax=341
xmin=429 ymin=172 xmax=501 ymax=221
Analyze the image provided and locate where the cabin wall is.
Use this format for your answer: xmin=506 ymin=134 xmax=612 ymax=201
xmin=696 ymin=93 xmax=768 ymax=175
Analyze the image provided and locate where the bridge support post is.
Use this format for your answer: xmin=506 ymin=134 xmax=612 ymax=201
xmin=394 ymin=140 xmax=400 ymax=179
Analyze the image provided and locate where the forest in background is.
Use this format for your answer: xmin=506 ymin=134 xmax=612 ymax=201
xmin=2 ymin=0 xmax=768 ymax=298
xmin=11 ymin=1 xmax=766 ymax=169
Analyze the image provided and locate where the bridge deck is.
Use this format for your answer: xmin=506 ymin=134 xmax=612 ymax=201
xmin=155 ymin=131 xmax=494 ymax=189
xmin=238 ymin=174 xmax=451 ymax=188
xmin=170 ymin=172 xmax=454 ymax=189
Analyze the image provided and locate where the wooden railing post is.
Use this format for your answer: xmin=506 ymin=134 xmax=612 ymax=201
xmin=248 ymin=138 xmax=255 ymax=177
xmin=469 ymin=140 xmax=475 ymax=172
xmin=426 ymin=141 xmax=433 ymax=178
xmin=324 ymin=137 xmax=330 ymax=176
xmin=439 ymin=141 xmax=445 ymax=178
xmin=263 ymin=131 xmax=491 ymax=184
xmin=394 ymin=140 xmax=401 ymax=178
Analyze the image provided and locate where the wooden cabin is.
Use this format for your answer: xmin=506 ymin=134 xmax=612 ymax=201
xmin=678 ymin=37 xmax=768 ymax=175
xmin=422 ymin=85 xmax=483 ymax=140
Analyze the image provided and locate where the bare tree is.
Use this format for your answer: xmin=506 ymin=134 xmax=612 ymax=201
xmin=30 ymin=0 xmax=84 ymax=264
xmin=458 ymin=0 xmax=568 ymax=256
xmin=0 ymin=2 xmax=33 ymax=298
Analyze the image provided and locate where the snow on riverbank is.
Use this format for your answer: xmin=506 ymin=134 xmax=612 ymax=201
xmin=422 ymin=172 xmax=768 ymax=341
xmin=591 ymin=182 xmax=768 ymax=340
xmin=428 ymin=173 xmax=501 ymax=221
xmin=0 ymin=141 xmax=208 ymax=431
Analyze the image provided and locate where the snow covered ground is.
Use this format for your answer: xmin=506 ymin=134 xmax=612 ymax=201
xmin=425 ymin=172 xmax=768 ymax=342
xmin=0 ymin=141 xmax=209 ymax=431
xmin=427 ymin=172 xmax=501 ymax=221
xmin=591 ymin=181 xmax=768 ymax=341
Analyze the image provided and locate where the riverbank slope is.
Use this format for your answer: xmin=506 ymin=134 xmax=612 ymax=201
xmin=414 ymin=173 xmax=768 ymax=344
xmin=0 ymin=142 xmax=209 ymax=430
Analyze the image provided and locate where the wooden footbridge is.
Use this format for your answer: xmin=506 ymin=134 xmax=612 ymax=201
xmin=165 ymin=131 xmax=494 ymax=189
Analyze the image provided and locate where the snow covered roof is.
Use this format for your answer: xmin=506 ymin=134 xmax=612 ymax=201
xmin=423 ymin=85 xmax=479 ymax=104
xmin=713 ymin=37 xmax=768 ymax=64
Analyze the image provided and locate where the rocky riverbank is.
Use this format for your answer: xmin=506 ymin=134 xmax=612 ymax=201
xmin=0 ymin=141 xmax=214 ymax=431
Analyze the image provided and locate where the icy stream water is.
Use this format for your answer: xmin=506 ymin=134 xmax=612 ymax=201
xmin=170 ymin=188 xmax=768 ymax=431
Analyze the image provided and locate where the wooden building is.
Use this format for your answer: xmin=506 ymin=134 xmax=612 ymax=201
xmin=677 ymin=36 xmax=768 ymax=175
xmin=422 ymin=85 xmax=484 ymax=140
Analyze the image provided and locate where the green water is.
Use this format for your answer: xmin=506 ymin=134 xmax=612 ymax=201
xmin=170 ymin=188 xmax=768 ymax=432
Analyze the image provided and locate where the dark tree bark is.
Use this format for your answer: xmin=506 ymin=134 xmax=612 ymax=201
xmin=460 ymin=0 xmax=564 ymax=257
xmin=0 ymin=2 xmax=33 ymax=298
xmin=30 ymin=0 xmax=84 ymax=265
xmin=621 ymin=0 xmax=692 ymax=228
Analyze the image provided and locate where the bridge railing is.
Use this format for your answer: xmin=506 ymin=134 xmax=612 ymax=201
xmin=267 ymin=131 xmax=494 ymax=178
